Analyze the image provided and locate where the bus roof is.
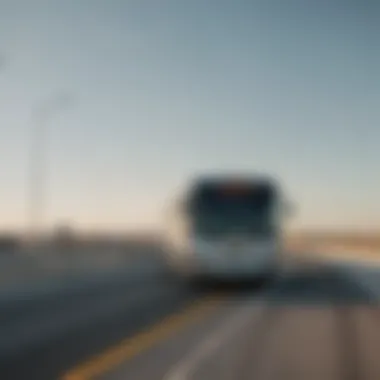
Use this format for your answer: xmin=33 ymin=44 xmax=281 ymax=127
xmin=184 ymin=174 xmax=281 ymax=200
xmin=189 ymin=174 xmax=279 ymax=190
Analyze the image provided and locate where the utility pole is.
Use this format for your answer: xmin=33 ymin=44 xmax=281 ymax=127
xmin=28 ymin=93 xmax=73 ymax=245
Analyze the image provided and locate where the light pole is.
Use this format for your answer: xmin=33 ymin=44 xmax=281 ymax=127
xmin=28 ymin=92 xmax=73 ymax=244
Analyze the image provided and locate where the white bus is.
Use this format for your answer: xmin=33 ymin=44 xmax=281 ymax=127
xmin=164 ymin=175 xmax=290 ymax=283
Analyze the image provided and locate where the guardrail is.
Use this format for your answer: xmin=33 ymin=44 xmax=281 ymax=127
xmin=0 ymin=243 xmax=164 ymax=291
xmin=286 ymin=239 xmax=380 ymax=262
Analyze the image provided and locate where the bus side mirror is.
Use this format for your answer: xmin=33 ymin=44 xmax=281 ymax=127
xmin=175 ymin=199 xmax=190 ymax=215
xmin=284 ymin=201 xmax=296 ymax=218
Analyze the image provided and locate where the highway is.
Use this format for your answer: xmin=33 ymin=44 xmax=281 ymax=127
xmin=0 ymin=249 xmax=379 ymax=380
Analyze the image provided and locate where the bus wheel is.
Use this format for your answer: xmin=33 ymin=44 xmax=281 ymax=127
xmin=261 ymin=266 xmax=280 ymax=285
xmin=186 ymin=275 xmax=214 ymax=292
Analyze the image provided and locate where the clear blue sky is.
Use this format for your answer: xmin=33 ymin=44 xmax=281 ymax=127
xmin=0 ymin=0 xmax=379 ymax=232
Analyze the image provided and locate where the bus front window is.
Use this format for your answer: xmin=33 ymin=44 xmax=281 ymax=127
xmin=189 ymin=186 xmax=277 ymax=237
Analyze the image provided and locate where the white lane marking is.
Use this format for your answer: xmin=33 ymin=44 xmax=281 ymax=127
xmin=164 ymin=302 xmax=263 ymax=380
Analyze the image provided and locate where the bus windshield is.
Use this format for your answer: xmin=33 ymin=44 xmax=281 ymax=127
xmin=188 ymin=182 xmax=277 ymax=236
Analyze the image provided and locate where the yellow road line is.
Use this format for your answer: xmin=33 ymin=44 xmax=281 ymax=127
xmin=61 ymin=295 xmax=224 ymax=380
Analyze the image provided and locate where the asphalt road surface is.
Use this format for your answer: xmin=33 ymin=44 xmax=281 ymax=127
xmin=0 ymin=251 xmax=380 ymax=380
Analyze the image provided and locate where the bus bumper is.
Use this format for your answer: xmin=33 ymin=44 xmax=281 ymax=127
xmin=171 ymin=249 xmax=281 ymax=280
